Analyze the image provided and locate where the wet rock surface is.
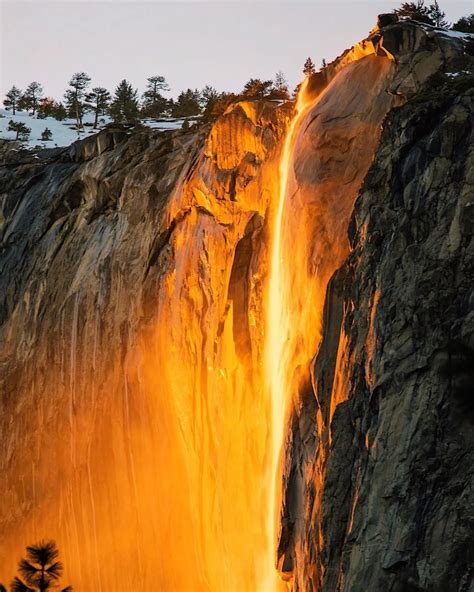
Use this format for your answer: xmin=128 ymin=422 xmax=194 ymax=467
xmin=0 ymin=103 xmax=288 ymax=589
xmin=338 ymin=88 xmax=473 ymax=592
xmin=282 ymin=23 xmax=474 ymax=592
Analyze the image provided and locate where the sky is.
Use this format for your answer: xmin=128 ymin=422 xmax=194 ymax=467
xmin=0 ymin=0 xmax=471 ymax=101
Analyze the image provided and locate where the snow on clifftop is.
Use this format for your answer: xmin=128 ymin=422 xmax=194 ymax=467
xmin=396 ymin=17 xmax=474 ymax=40
xmin=434 ymin=28 xmax=474 ymax=39
xmin=0 ymin=109 xmax=194 ymax=149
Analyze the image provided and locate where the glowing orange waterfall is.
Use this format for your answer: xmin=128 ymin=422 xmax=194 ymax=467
xmin=264 ymin=78 xmax=315 ymax=587
xmin=263 ymin=52 xmax=396 ymax=589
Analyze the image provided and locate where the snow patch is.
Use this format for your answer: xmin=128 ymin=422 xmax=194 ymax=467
xmin=396 ymin=17 xmax=474 ymax=40
xmin=434 ymin=29 xmax=474 ymax=40
xmin=0 ymin=109 xmax=196 ymax=149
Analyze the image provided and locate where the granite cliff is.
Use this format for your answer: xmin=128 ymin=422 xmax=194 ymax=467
xmin=277 ymin=17 xmax=474 ymax=592
xmin=0 ymin=17 xmax=472 ymax=592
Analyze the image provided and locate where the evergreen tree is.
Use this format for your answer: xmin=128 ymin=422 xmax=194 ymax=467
xmin=427 ymin=0 xmax=448 ymax=28
xmin=41 ymin=127 xmax=52 ymax=141
xmin=200 ymin=85 xmax=219 ymax=110
xmin=204 ymin=92 xmax=237 ymax=121
xmin=37 ymin=97 xmax=56 ymax=119
xmin=52 ymin=102 xmax=68 ymax=121
xmin=38 ymin=100 xmax=67 ymax=121
xmin=23 ymin=82 xmax=43 ymax=116
xmin=10 ymin=540 xmax=72 ymax=592
xmin=64 ymin=72 xmax=91 ymax=129
xmin=17 ymin=94 xmax=29 ymax=112
xmin=4 ymin=86 xmax=22 ymax=114
xmin=171 ymin=88 xmax=201 ymax=117
xmin=272 ymin=71 xmax=290 ymax=99
xmin=452 ymin=13 xmax=474 ymax=32
xmin=200 ymin=85 xmax=221 ymax=121
xmin=85 ymin=87 xmax=111 ymax=128
xmin=393 ymin=1 xmax=434 ymax=25
xmin=321 ymin=58 xmax=328 ymax=69
xmin=242 ymin=78 xmax=274 ymax=99
xmin=8 ymin=120 xmax=31 ymax=141
xmin=303 ymin=57 xmax=316 ymax=77
xmin=109 ymin=79 xmax=139 ymax=122
xmin=142 ymin=75 xmax=170 ymax=117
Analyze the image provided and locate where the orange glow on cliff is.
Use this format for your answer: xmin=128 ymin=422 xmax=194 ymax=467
xmin=264 ymin=77 xmax=314 ymax=586
xmin=264 ymin=48 xmax=396 ymax=588
xmin=0 ymin=40 xmax=397 ymax=592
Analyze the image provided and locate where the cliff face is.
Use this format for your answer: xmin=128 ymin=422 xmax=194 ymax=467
xmin=0 ymin=18 xmax=472 ymax=592
xmin=279 ymin=21 xmax=474 ymax=592
xmin=327 ymin=80 xmax=473 ymax=592
xmin=0 ymin=104 xmax=287 ymax=590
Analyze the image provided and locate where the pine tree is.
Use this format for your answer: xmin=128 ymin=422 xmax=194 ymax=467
xmin=38 ymin=100 xmax=67 ymax=121
xmin=273 ymin=71 xmax=290 ymax=99
xmin=142 ymin=75 xmax=170 ymax=117
xmin=202 ymin=91 xmax=236 ymax=122
xmin=41 ymin=127 xmax=52 ymax=141
xmin=4 ymin=86 xmax=22 ymax=115
xmin=10 ymin=540 xmax=72 ymax=592
xmin=200 ymin=85 xmax=219 ymax=110
xmin=170 ymin=88 xmax=201 ymax=117
xmin=242 ymin=79 xmax=274 ymax=99
xmin=427 ymin=0 xmax=448 ymax=28
xmin=303 ymin=57 xmax=316 ymax=77
xmin=17 ymin=94 xmax=29 ymax=112
xmin=64 ymin=72 xmax=91 ymax=129
xmin=200 ymin=86 xmax=222 ymax=121
xmin=321 ymin=58 xmax=328 ymax=69
xmin=85 ymin=87 xmax=111 ymax=128
xmin=393 ymin=1 xmax=434 ymax=25
xmin=37 ymin=97 xmax=56 ymax=119
xmin=23 ymin=82 xmax=43 ymax=115
xmin=8 ymin=120 xmax=31 ymax=141
xmin=52 ymin=102 xmax=67 ymax=121
xmin=452 ymin=13 xmax=474 ymax=32
xmin=109 ymin=80 xmax=139 ymax=122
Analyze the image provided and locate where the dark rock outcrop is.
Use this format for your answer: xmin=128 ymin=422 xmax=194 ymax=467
xmin=281 ymin=22 xmax=474 ymax=592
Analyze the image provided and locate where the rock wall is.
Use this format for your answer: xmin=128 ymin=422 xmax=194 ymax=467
xmin=334 ymin=76 xmax=473 ymax=592
xmin=0 ymin=103 xmax=288 ymax=590
xmin=280 ymin=20 xmax=474 ymax=592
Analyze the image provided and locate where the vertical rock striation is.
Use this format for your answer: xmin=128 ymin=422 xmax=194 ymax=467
xmin=280 ymin=19 xmax=474 ymax=592
xmin=0 ymin=104 xmax=288 ymax=589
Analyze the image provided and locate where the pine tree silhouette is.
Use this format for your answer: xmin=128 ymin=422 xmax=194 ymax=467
xmin=10 ymin=540 xmax=72 ymax=592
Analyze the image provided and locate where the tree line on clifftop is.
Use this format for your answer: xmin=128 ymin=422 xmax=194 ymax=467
xmin=2 ymin=0 xmax=473 ymax=144
xmin=394 ymin=0 xmax=472 ymax=29
xmin=3 ymin=69 xmax=297 ymax=141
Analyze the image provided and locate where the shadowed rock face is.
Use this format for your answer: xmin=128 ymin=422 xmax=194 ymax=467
xmin=279 ymin=21 xmax=474 ymax=592
xmin=0 ymin=18 xmax=472 ymax=592
xmin=302 ymin=92 xmax=474 ymax=592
